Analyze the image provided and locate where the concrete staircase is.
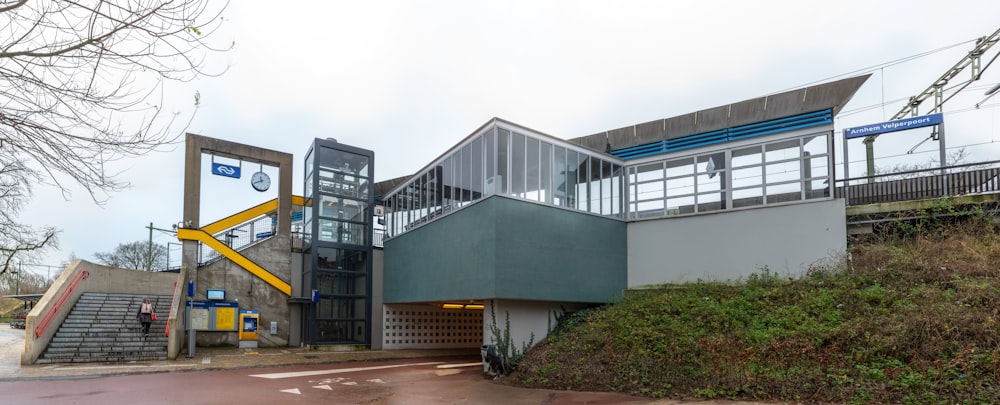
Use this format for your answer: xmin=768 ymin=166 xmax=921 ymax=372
xmin=37 ymin=293 xmax=171 ymax=364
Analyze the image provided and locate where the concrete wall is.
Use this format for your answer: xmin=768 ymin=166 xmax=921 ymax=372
xmin=627 ymin=199 xmax=847 ymax=286
xmin=384 ymin=197 xmax=497 ymax=303
xmin=22 ymin=259 xmax=178 ymax=364
xmin=484 ymin=299 xmax=591 ymax=353
xmin=194 ymin=238 xmax=292 ymax=347
xmin=383 ymin=195 xmax=626 ymax=304
xmin=181 ymin=133 xmax=296 ymax=348
xmin=493 ymin=197 xmax=627 ymax=303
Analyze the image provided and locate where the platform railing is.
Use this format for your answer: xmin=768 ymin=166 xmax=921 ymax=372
xmin=836 ymin=160 xmax=1000 ymax=206
xmin=199 ymin=214 xmax=275 ymax=265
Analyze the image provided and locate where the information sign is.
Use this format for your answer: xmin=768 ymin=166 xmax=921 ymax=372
xmin=211 ymin=163 xmax=241 ymax=178
xmin=186 ymin=300 xmax=239 ymax=331
xmin=189 ymin=308 xmax=209 ymax=330
xmin=216 ymin=306 xmax=236 ymax=330
xmin=845 ymin=113 xmax=943 ymax=139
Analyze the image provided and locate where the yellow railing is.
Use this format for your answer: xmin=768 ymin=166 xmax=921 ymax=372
xmin=176 ymin=196 xmax=305 ymax=296
xmin=200 ymin=196 xmax=306 ymax=235
xmin=177 ymin=228 xmax=292 ymax=296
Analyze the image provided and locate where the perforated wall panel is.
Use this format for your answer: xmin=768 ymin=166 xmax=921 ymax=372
xmin=381 ymin=304 xmax=483 ymax=350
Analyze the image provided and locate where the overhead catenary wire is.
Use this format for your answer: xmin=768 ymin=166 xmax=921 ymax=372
xmin=770 ymin=39 xmax=976 ymax=96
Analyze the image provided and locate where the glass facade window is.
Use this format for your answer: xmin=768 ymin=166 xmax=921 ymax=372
xmin=383 ymin=123 xmax=830 ymax=235
xmin=511 ymin=132 xmax=525 ymax=199
xmin=540 ymin=142 xmax=552 ymax=204
xmin=553 ymin=146 xmax=567 ymax=207
xmin=627 ymin=131 xmax=832 ymax=219
xmin=385 ymin=123 xmax=627 ymax=238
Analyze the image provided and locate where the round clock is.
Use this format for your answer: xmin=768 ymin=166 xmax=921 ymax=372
xmin=251 ymin=171 xmax=270 ymax=192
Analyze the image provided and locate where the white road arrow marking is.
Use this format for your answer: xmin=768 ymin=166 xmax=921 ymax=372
xmin=342 ymin=382 xmax=357 ymax=386
xmin=313 ymin=385 xmax=332 ymax=390
xmin=249 ymin=362 xmax=444 ymax=379
xmin=309 ymin=377 xmax=346 ymax=384
xmin=279 ymin=388 xmax=301 ymax=395
xmin=367 ymin=379 xmax=385 ymax=384
xmin=435 ymin=362 xmax=482 ymax=369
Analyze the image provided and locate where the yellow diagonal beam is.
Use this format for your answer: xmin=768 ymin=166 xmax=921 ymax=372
xmin=201 ymin=199 xmax=278 ymax=235
xmin=201 ymin=196 xmax=307 ymax=235
xmin=177 ymin=228 xmax=291 ymax=296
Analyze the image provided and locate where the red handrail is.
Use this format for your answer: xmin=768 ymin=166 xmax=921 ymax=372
xmin=35 ymin=269 xmax=90 ymax=338
xmin=166 ymin=277 xmax=181 ymax=337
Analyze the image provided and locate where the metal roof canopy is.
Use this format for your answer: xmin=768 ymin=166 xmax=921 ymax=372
xmin=370 ymin=75 xmax=872 ymax=197
xmin=3 ymin=294 xmax=43 ymax=304
xmin=569 ymin=74 xmax=872 ymax=152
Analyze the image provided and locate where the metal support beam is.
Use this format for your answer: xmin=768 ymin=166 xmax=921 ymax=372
xmin=864 ymin=27 xmax=1000 ymax=176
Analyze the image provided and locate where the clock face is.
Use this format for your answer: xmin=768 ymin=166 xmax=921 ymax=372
xmin=251 ymin=171 xmax=270 ymax=192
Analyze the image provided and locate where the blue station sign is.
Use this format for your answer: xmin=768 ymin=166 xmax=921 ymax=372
xmin=845 ymin=113 xmax=943 ymax=139
xmin=211 ymin=163 xmax=241 ymax=178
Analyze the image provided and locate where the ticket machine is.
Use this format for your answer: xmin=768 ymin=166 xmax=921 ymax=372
xmin=238 ymin=310 xmax=260 ymax=349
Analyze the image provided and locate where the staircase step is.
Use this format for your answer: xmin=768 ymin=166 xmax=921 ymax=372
xmin=39 ymin=292 xmax=172 ymax=364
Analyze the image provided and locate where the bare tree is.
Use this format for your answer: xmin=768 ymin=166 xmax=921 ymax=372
xmin=95 ymin=240 xmax=168 ymax=271
xmin=0 ymin=157 xmax=57 ymax=276
xmin=875 ymin=147 xmax=976 ymax=180
xmin=0 ymin=267 xmax=50 ymax=295
xmin=0 ymin=0 xmax=230 ymax=274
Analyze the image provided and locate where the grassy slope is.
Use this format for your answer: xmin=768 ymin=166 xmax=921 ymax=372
xmin=510 ymin=225 xmax=1000 ymax=404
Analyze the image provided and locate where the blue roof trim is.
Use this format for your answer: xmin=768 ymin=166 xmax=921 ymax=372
xmin=610 ymin=109 xmax=832 ymax=160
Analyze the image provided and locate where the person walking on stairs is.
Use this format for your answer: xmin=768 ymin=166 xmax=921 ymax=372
xmin=137 ymin=297 xmax=156 ymax=337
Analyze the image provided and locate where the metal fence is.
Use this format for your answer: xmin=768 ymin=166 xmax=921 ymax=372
xmin=195 ymin=217 xmax=386 ymax=267
xmin=198 ymin=215 xmax=276 ymax=265
xmin=836 ymin=160 xmax=1000 ymax=206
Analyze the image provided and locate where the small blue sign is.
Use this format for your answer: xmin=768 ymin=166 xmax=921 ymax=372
xmin=190 ymin=300 xmax=239 ymax=309
xmin=291 ymin=212 xmax=303 ymax=222
xmin=845 ymin=113 xmax=943 ymax=139
xmin=212 ymin=163 xmax=241 ymax=178
xmin=255 ymin=232 xmax=272 ymax=239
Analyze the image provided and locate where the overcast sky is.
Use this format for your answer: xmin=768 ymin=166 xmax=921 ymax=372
xmin=18 ymin=0 xmax=1000 ymax=276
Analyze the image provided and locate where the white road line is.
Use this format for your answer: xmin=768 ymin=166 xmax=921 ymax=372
xmin=248 ymin=361 xmax=444 ymax=379
xmin=280 ymin=388 xmax=301 ymax=395
xmin=435 ymin=362 xmax=482 ymax=369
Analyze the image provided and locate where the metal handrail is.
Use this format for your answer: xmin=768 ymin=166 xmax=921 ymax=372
xmin=835 ymin=160 xmax=1000 ymax=206
xmin=35 ymin=269 xmax=90 ymax=338
xmin=836 ymin=159 xmax=1000 ymax=184
xmin=199 ymin=214 xmax=275 ymax=265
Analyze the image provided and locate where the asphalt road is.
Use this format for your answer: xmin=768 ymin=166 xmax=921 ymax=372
xmin=0 ymin=323 xmax=23 ymax=374
xmin=0 ymin=324 xmax=784 ymax=405
xmin=0 ymin=356 xmax=667 ymax=404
